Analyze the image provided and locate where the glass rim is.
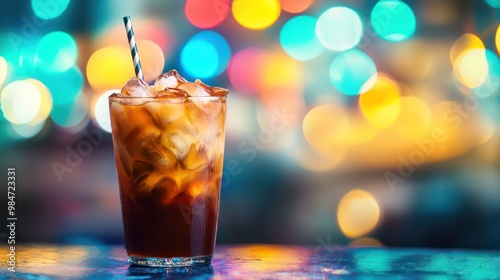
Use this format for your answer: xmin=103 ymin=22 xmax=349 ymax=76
xmin=108 ymin=94 xmax=226 ymax=103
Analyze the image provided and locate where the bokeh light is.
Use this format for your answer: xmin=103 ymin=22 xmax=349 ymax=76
xmin=474 ymin=116 xmax=495 ymax=146
xmin=25 ymin=79 xmax=53 ymax=126
xmin=93 ymin=90 xmax=116 ymax=133
xmin=329 ymin=50 xmax=377 ymax=95
xmin=473 ymin=49 xmax=500 ymax=98
xmin=316 ymin=7 xmax=363 ymax=51
xmin=337 ymin=189 xmax=380 ymax=238
xmin=136 ymin=40 xmax=165 ymax=83
xmin=181 ymin=39 xmax=217 ymax=78
xmin=371 ymin=0 xmax=416 ymax=42
xmin=291 ymin=131 xmax=346 ymax=172
xmin=36 ymin=31 xmax=78 ymax=72
xmin=97 ymin=19 xmax=175 ymax=61
xmin=86 ymin=45 xmax=134 ymax=91
xmin=453 ymin=48 xmax=488 ymax=88
xmin=280 ymin=0 xmax=314 ymax=13
xmin=1 ymin=80 xmax=41 ymax=124
xmin=0 ymin=56 xmax=8 ymax=87
xmin=232 ymin=0 xmax=281 ymax=30
xmin=38 ymin=66 xmax=83 ymax=105
xmin=260 ymin=53 xmax=303 ymax=90
xmin=181 ymin=31 xmax=231 ymax=79
xmin=185 ymin=0 xmax=230 ymax=29
xmin=359 ymin=75 xmax=401 ymax=129
xmin=303 ymin=104 xmax=349 ymax=153
xmin=485 ymin=0 xmax=500 ymax=8
xmin=227 ymin=47 xmax=268 ymax=95
xmin=429 ymin=101 xmax=485 ymax=162
xmin=449 ymin=33 xmax=484 ymax=65
xmin=496 ymin=25 xmax=500 ymax=54
xmin=339 ymin=113 xmax=377 ymax=146
xmin=280 ymin=16 xmax=323 ymax=61
xmin=391 ymin=96 xmax=432 ymax=141
xmin=8 ymin=41 xmax=38 ymax=79
xmin=50 ymin=92 xmax=88 ymax=128
xmin=10 ymin=120 xmax=46 ymax=139
xmin=258 ymin=52 xmax=305 ymax=120
xmin=31 ymin=0 xmax=70 ymax=20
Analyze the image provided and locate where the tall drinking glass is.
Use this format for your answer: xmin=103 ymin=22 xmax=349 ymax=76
xmin=108 ymin=92 xmax=226 ymax=267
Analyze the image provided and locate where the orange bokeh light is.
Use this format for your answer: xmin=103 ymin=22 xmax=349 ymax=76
xmin=185 ymin=0 xmax=230 ymax=28
xmin=280 ymin=0 xmax=314 ymax=13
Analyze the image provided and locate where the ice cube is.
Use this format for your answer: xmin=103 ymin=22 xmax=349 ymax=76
xmin=156 ymin=88 xmax=187 ymax=98
xmin=121 ymin=77 xmax=156 ymax=97
xmin=146 ymin=148 xmax=177 ymax=168
xmin=194 ymin=79 xmax=228 ymax=97
xmin=182 ymin=144 xmax=206 ymax=170
xmin=210 ymin=86 xmax=229 ymax=97
xmin=165 ymin=133 xmax=193 ymax=160
xmin=153 ymin=69 xmax=188 ymax=91
xmin=187 ymin=98 xmax=224 ymax=122
xmin=144 ymin=102 xmax=186 ymax=129
xmin=178 ymin=82 xmax=211 ymax=97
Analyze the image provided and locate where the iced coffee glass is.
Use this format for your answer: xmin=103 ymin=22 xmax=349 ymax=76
xmin=108 ymin=70 xmax=227 ymax=267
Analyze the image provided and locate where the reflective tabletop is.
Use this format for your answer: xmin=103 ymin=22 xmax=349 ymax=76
xmin=1 ymin=244 xmax=500 ymax=279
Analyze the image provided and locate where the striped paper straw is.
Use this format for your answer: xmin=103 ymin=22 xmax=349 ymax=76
xmin=123 ymin=16 xmax=144 ymax=81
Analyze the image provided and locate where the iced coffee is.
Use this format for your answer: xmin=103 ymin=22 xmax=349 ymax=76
xmin=108 ymin=70 xmax=227 ymax=267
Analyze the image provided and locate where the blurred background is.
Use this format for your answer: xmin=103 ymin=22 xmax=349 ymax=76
xmin=0 ymin=0 xmax=499 ymax=249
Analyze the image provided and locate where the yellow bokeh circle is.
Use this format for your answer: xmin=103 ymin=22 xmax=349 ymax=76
xmin=303 ymin=104 xmax=349 ymax=153
xmin=86 ymin=45 xmax=135 ymax=91
xmin=392 ymin=96 xmax=432 ymax=141
xmin=449 ymin=33 xmax=484 ymax=65
xmin=338 ymin=189 xmax=380 ymax=238
xmin=260 ymin=53 xmax=302 ymax=89
xmin=359 ymin=75 xmax=401 ymax=129
xmin=453 ymin=48 xmax=488 ymax=89
xmin=25 ymin=79 xmax=53 ymax=126
xmin=496 ymin=24 xmax=500 ymax=55
xmin=232 ymin=0 xmax=281 ymax=30
xmin=1 ymin=80 xmax=41 ymax=124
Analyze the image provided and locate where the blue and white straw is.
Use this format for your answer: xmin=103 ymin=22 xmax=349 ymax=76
xmin=123 ymin=16 xmax=144 ymax=81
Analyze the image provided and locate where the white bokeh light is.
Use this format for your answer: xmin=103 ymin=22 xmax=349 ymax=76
xmin=93 ymin=90 xmax=117 ymax=133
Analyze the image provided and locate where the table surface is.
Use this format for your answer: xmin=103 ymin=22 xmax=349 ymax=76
xmin=1 ymin=244 xmax=500 ymax=279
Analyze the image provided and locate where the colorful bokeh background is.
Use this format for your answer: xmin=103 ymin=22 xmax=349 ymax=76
xmin=0 ymin=0 xmax=500 ymax=249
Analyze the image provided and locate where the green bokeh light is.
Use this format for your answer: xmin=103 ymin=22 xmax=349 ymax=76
xmin=35 ymin=66 xmax=83 ymax=105
xmin=485 ymin=0 xmax=500 ymax=8
xmin=371 ymin=0 xmax=416 ymax=42
xmin=9 ymin=120 xmax=46 ymax=139
xmin=36 ymin=31 xmax=77 ymax=72
xmin=32 ymin=0 xmax=70 ymax=20
xmin=329 ymin=50 xmax=377 ymax=95
xmin=181 ymin=31 xmax=230 ymax=79
xmin=50 ymin=91 xmax=88 ymax=128
xmin=473 ymin=49 xmax=500 ymax=98
xmin=280 ymin=15 xmax=323 ymax=61
xmin=316 ymin=6 xmax=363 ymax=51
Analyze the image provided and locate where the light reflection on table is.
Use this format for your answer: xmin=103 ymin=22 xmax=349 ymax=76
xmin=2 ymin=244 xmax=500 ymax=279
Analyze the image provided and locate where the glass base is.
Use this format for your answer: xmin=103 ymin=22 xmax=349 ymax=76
xmin=129 ymin=255 xmax=212 ymax=267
